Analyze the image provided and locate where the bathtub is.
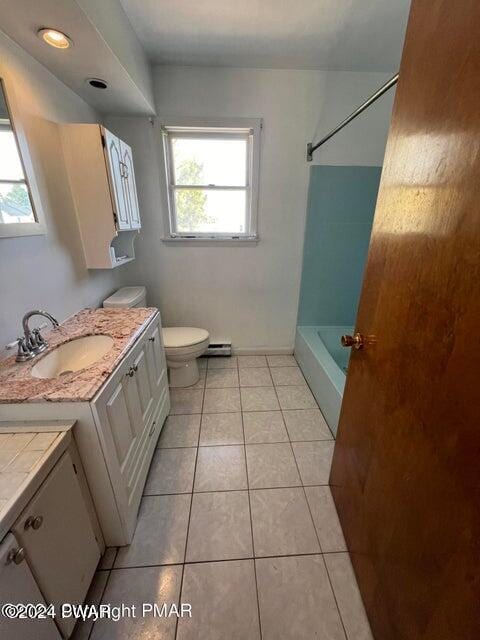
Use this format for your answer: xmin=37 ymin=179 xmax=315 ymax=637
xmin=294 ymin=325 xmax=352 ymax=437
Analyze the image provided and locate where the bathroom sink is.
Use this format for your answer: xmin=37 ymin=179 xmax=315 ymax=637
xmin=31 ymin=335 xmax=114 ymax=379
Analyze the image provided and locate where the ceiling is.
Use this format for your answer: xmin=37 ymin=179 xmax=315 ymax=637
xmin=0 ymin=0 xmax=155 ymax=115
xmin=119 ymin=0 xmax=411 ymax=72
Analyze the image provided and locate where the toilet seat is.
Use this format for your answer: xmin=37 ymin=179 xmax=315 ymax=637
xmin=162 ymin=327 xmax=209 ymax=349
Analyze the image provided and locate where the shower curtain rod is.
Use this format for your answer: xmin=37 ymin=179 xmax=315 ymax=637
xmin=306 ymin=73 xmax=399 ymax=161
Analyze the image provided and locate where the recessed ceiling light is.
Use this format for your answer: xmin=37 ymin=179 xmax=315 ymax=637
xmin=37 ymin=28 xmax=72 ymax=49
xmin=87 ymin=78 xmax=108 ymax=90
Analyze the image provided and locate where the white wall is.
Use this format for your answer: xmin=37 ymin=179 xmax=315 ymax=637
xmin=77 ymin=0 xmax=155 ymax=111
xmin=109 ymin=66 xmax=393 ymax=352
xmin=0 ymin=32 xmax=134 ymax=349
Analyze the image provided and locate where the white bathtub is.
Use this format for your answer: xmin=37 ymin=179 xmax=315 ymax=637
xmin=294 ymin=325 xmax=352 ymax=436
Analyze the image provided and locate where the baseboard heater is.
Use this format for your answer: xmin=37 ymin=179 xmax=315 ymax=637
xmin=204 ymin=341 xmax=232 ymax=357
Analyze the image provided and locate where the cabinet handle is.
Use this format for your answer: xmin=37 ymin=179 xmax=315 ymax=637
xmin=7 ymin=547 xmax=25 ymax=565
xmin=126 ymin=366 xmax=135 ymax=377
xmin=24 ymin=515 xmax=43 ymax=530
xmin=148 ymin=336 xmax=155 ymax=342
xmin=149 ymin=421 xmax=156 ymax=437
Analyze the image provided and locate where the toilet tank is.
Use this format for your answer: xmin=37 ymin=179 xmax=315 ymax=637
xmin=103 ymin=286 xmax=147 ymax=308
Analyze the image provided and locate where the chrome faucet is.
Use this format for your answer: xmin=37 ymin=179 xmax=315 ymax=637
xmin=6 ymin=310 xmax=59 ymax=362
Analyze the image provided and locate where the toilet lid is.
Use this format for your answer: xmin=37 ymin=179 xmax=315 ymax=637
xmin=162 ymin=327 xmax=209 ymax=348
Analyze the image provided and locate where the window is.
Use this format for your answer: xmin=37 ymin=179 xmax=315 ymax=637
xmin=161 ymin=118 xmax=261 ymax=240
xmin=0 ymin=120 xmax=35 ymax=225
xmin=0 ymin=77 xmax=45 ymax=238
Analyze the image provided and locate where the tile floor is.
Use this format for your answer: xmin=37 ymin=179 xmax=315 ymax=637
xmin=74 ymin=355 xmax=373 ymax=640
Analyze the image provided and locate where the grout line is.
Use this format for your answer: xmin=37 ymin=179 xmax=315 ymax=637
xmin=109 ymin=551 xmax=335 ymax=571
xmin=86 ymin=565 xmax=112 ymax=640
xmin=156 ymin=437 xmax=331 ymax=451
xmin=278 ymin=358 xmax=336 ymax=440
xmin=144 ymin=482 xmax=331 ymax=498
xmin=174 ymin=381 xmax=205 ymax=639
xmin=288 ymin=439 xmax=349 ymax=640
xmin=240 ymin=384 xmax=264 ymax=640
xmin=321 ymin=554 xmax=349 ymax=640
xmin=271 ymin=371 xmax=348 ymax=640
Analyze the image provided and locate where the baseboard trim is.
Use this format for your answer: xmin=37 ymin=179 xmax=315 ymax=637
xmin=232 ymin=347 xmax=294 ymax=355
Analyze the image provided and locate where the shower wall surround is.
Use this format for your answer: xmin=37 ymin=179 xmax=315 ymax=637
xmin=297 ymin=165 xmax=382 ymax=327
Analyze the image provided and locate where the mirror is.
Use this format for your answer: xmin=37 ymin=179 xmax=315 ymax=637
xmin=0 ymin=78 xmax=45 ymax=237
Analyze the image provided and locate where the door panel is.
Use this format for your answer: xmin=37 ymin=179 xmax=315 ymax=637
xmin=0 ymin=533 xmax=61 ymax=640
xmin=132 ymin=347 xmax=154 ymax=426
xmin=145 ymin=324 xmax=167 ymax=399
xmin=330 ymin=2 xmax=480 ymax=639
xmin=121 ymin=141 xmax=141 ymax=229
xmin=13 ymin=453 xmax=100 ymax=638
xmin=103 ymin=128 xmax=129 ymax=229
xmin=105 ymin=381 xmax=137 ymax=472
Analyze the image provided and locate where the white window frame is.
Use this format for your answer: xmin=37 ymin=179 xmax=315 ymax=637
xmin=160 ymin=117 xmax=261 ymax=242
xmin=0 ymin=77 xmax=46 ymax=238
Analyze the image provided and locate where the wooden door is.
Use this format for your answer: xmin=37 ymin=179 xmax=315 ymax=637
xmin=13 ymin=453 xmax=100 ymax=638
xmin=330 ymin=2 xmax=480 ymax=639
xmin=103 ymin=127 xmax=130 ymax=229
xmin=121 ymin=141 xmax=141 ymax=229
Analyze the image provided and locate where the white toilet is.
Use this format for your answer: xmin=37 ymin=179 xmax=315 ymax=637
xmin=103 ymin=287 xmax=209 ymax=388
xmin=162 ymin=327 xmax=210 ymax=388
xmin=103 ymin=286 xmax=148 ymax=309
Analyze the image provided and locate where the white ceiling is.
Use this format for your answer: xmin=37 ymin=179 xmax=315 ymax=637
xmin=119 ymin=0 xmax=411 ymax=72
xmin=0 ymin=0 xmax=155 ymax=115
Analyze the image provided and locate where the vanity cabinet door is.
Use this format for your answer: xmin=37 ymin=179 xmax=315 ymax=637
xmin=92 ymin=316 xmax=170 ymax=543
xmin=0 ymin=533 xmax=61 ymax=640
xmin=121 ymin=141 xmax=141 ymax=229
xmin=145 ymin=323 xmax=168 ymax=401
xmin=12 ymin=452 xmax=100 ymax=638
xmin=93 ymin=361 xmax=144 ymax=507
xmin=132 ymin=346 xmax=155 ymax=427
xmin=103 ymin=127 xmax=130 ymax=230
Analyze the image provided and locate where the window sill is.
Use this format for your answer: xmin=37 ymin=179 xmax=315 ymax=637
xmin=161 ymin=236 xmax=259 ymax=245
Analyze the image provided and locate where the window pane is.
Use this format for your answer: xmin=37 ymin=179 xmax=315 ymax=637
xmin=0 ymin=129 xmax=26 ymax=181
xmin=172 ymin=137 xmax=247 ymax=187
xmin=174 ymin=188 xmax=247 ymax=234
xmin=0 ymin=182 xmax=35 ymax=224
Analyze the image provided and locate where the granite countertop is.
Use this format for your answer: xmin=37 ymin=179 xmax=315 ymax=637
xmin=0 ymin=308 xmax=157 ymax=404
xmin=0 ymin=421 xmax=74 ymax=541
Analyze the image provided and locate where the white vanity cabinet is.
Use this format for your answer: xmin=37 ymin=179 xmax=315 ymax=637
xmin=92 ymin=319 xmax=168 ymax=540
xmin=11 ymin=451 xmax=100 ymax=638
xmin=1 ymin=312 xmax=170 ymax=548
xmin=60 ymin=124 xmax=141 ymax=269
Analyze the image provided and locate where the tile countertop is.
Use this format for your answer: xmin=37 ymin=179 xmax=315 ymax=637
xmin=0 ymin=421 xmax=74 ymax=541
xmin=0 ymin=308 xmax=158 ymax=404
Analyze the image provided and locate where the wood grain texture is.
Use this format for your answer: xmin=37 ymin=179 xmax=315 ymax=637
xmin=330 ymin=1 xmax=480 ymax=638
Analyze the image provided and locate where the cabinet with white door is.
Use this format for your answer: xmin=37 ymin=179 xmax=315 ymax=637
xmin=0 ymin=533 xmax=61 ymax=640
xmin=61 ymin=124 xmax=141 ymax=269
xmin=91 ymin=317 xmax=168 ymax=540
xmin=11 ymin=451 xmax=100 ymax=638
xmin=0 ymin=433 xmax=101 ymax=640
